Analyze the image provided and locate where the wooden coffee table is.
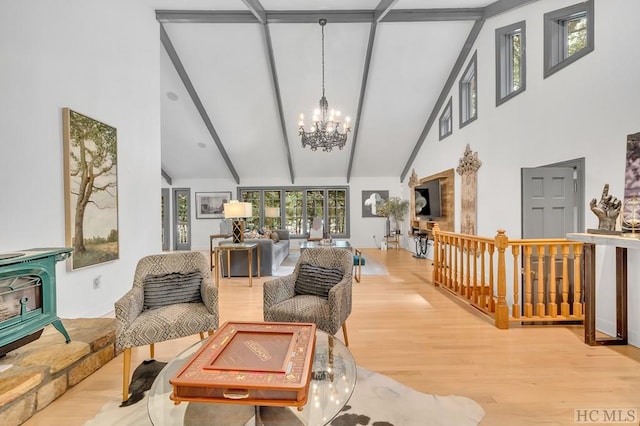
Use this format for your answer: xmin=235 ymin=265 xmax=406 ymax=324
xmin=148 ymin=328 xmax=357 ymax=425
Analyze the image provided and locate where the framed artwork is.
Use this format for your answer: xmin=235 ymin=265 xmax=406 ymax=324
xmin=63 ymin=108 xmax=119 ymax=270
xmin=195 ymin=192 xmax=231 ymax=219
xmin=362 ymin=190 xmax=388 ymax=217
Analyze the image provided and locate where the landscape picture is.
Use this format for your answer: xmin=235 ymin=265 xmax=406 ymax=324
xmin=63 ymin=108 xmax=119 ymax=270
xmin=195 ymin=191 xmax=230 ymax=219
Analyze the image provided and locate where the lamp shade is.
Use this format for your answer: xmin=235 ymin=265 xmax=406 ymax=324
xmin=243 ymin=202 xmax=253 ymax=218
xmin=224 ymin=200 xmax=252 ymax=219
xmin=265 ymin=207 xmax=280 ymax=218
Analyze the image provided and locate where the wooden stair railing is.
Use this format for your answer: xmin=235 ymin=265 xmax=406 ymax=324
xmin=432 ymin=224 xmax=584 ymax=329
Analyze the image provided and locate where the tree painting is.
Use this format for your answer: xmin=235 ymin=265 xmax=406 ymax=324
xmin=63 ymin=109 xmax=119 ymax=270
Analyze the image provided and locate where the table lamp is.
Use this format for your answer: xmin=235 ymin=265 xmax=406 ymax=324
xmin=224 ymin=200 xmax=252 ymax=243
xmin=264 ymin=206 xmax=280 ymax=229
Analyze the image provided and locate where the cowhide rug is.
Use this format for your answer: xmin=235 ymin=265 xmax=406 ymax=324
xmin=85 ymin=363 xmax=484 ymax=426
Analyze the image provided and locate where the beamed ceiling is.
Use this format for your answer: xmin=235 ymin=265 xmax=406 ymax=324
xmin=158 ymin=0 xmax=533 ymax=185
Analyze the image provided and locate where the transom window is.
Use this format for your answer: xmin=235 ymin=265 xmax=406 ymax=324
xmin=543 ymin=0 xmax=594 ymax=78
xmin=496 ymin=21 xmax=526 ymax=105
xmin=459 ymin=51 xmax=478 ymax=128
xmin=439 ymin=97 xmax=453 ymax=140
xmin=239 ymin=186 xmax=349 ymax=238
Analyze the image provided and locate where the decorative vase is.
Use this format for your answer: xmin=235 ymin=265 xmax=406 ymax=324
xmin=385 ymin=218 xmax=391 ymax=237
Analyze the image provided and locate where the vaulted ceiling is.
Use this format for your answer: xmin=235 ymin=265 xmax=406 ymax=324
xmin=158 ymin=0 xmax=530 ymax=184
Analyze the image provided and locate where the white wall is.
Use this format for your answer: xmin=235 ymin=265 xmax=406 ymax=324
xmin=164 ymin=175 xmax=405 ymax=251
xmin=408 ymin=0 xmax=640 ymax=344
xmin=0 ymin=1 xmax=162 ymax=318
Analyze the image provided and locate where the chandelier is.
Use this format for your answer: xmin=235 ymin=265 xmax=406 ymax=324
xmin=298 ymin=19 xmax=351 ymax=152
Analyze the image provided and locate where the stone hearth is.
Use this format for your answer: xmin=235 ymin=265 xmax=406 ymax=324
xmin=0 ymin=318 xmax=115 ymax=426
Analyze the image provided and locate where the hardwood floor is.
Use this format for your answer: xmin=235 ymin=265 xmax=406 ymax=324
xmin=24 ymin=248 xmax=640 ymax=425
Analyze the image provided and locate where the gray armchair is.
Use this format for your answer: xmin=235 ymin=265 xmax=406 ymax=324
xmin=115 ymin=251 xmax=218 ymax=402
xmin=263 ymin=248 xmax=353 ymax=346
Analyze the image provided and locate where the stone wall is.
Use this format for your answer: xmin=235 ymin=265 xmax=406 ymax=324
xmin=0 ymin=318 xmax=115 ymax=426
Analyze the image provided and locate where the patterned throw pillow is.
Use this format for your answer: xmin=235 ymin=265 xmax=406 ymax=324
xmin=246 ymin=229 xmax=260 ymax=239
xmin=270 ymin=231 xmax=280 ymax=242
xmin=143 ymin=271 xmax=203 ymax=310
xmin=294 ymin=263 xmax=343 ymax=299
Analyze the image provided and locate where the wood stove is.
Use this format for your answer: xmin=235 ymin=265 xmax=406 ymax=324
xmin=0 ymin=248 xmax=72 ymax=356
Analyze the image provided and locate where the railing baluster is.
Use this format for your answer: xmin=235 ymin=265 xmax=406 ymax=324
xmin=472 ymin=240 xmax=479 ymax=304
xmin=488 ymin=244 xmax=495 ymax=312
xmin=537 ymin=246 xmax=545 ymax=317
xmin=512 ymin=244 xmax=521 ymax=318
xmin=524 ymin=246 xmax=533 ymax=318
xmin=447 ymin=236 xmax=453 ymax=288
xmin=561 ymin=245 xmax=570 ymax=318
xmin=480 ymin=242 xmax=487 ymax=310
xmin=453 ymin=236 xmax=459 ymax=292
xmin=549 ymin=245 xmax=558 ymax=318
xmin=465 ymin=239 xmax=471 ymax=299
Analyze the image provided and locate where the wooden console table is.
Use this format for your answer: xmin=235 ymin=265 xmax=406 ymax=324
xmin=566 ymin=232 xmax=638 ymax=346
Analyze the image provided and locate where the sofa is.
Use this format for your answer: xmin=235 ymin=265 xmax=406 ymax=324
xmin=219 ymin=229 xmax=290 ymax=277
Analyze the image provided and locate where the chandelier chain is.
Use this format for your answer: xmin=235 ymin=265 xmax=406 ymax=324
xmin=321 ymin=22 xmax=325 ymax=98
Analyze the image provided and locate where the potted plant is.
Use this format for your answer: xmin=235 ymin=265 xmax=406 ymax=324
xmin=378 ymin=196 xmax=410 ymax=235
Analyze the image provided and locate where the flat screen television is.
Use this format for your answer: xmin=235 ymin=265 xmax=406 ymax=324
xmin=414 ymin=179 xmax=442 ymax=219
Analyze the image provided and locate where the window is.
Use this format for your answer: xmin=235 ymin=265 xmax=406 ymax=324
xmin=438 ymin=97 xmax=453 ymax=140
xmin=543 ymin=0 xmax=594 ymax=78
xmin=496 ymin=21 xmax=526 ymax=105
xmin=459 ymin=51 xmax=477 ymax=128
xmin=238 ymin=186 xmax=349 ymax=238
xmin=327 ymin=189 xmax=347 ymax=235
xmin=240 ymin=190 xmax=261 ymax=230
xmin=263 ymin=190 xmax=282 ymax=229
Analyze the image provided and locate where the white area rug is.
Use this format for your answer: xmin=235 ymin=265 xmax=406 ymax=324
xmin=85 ymin=366 xmax=484 ymax=426
xmin=274 ymin=251 xmax=388 ymax=277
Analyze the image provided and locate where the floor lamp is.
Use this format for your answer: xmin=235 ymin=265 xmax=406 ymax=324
xmin=224 ymin=200 xmax=252 ymax=243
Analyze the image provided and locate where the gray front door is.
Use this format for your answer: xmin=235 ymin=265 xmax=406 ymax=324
xmin=521 ymin=164 xmax=579 ymax=311
xmin=173 ymin=188 xmax=191 ymax=251
xmin=521 ymin=166 xmax=576 ymax=239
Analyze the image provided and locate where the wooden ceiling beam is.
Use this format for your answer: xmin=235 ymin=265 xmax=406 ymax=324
xmin=346 ymin=22 xmax=378 ymax=182
xmin=161 ymin=168 xmax=173 ymax=185
xmin=262 ymin=24 xmax=296 ymax=184
xmin=347 ymin=0 xmax=399 ymax=182
xmin=241 ymin=0 xmax=267 ymax=24
xmin=156 ymin=9 xmax=484 ymax=24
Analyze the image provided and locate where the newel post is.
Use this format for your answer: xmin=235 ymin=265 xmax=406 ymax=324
xmin=432 ymin=223 xmax=441 ymax=286
xmin=494 ymin=229 xmax=509 ymax=329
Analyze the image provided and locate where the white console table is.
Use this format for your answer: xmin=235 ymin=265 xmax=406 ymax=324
xmin=566 ymin=233 xmax=640 ymax=345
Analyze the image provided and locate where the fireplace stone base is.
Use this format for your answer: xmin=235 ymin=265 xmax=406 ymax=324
xmin=0 ymin=318 xmax=115 ymax=426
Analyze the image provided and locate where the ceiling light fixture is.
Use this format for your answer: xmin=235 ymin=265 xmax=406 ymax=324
xmin=298 ymin=19 xmax=351 ymax=152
